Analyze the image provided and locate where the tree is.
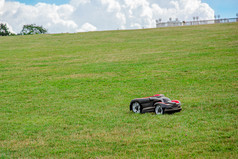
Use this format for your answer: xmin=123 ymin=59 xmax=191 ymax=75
xmin=20 ymin=24 xmax=47 ymax=35
xmin=0 ymin=23 xmax=13 ymax=36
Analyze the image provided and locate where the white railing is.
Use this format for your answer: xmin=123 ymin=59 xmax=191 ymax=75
xmin=156 ymin=18 xmax=238 ymax=28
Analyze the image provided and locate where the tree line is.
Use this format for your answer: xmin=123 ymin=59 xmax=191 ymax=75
xmin=0 ymin=23 xmax=47 ymax=36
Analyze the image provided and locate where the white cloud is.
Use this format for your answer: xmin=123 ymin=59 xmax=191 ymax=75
xmin=0 ymin=0 xmax=4 ymax=12
xmin=101 ymin=0 xmax=121 ymax=12
xmin=1 ymin=1 xmax=80 ymax=33
xmin=0 ymin=0 xmax=214 ymax=33
xmin=70 ymin=0 xmax=91 ymax=6
xmin=77 ymin=22 xmax=97 ymax=32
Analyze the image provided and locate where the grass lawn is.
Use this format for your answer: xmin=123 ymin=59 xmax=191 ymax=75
xmin=0 ymin=22 xmax=237 ymax=158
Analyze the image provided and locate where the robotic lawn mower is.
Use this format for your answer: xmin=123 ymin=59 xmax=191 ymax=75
xmin=130 ymin=94 xmax=182 ymax=115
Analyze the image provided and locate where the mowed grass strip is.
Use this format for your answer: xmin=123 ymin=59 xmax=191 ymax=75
xmin=0 ymin=23 xmax=237 ymax=158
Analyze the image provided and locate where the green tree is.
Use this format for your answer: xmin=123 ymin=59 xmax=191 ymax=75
xmin=20 ymin=24 xmax=47 ymax=35
xmin=0 ymin=23 xmax=13 ymax=36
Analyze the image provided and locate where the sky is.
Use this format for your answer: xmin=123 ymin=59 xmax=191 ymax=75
xmin=0 ymin=0 xmax=237 ymax=34
xmin=202 ymin=0 xmax=237 ymax=18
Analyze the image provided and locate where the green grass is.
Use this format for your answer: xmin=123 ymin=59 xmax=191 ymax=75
xmin=0 ymin=23 xmax=238 ymax=158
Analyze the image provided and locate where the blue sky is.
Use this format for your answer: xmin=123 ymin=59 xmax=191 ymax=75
xmin=2 ymin=0 xmax=237 ymax=33
xmin=202 ymin=0 xmax=238 ymax=18
xmin=11 ymin=0 xmax=237 ymax=18
xmin=9 ymin=0 xmax=69 ymax=5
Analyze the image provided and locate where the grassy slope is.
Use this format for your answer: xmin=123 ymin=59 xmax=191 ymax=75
xmin=0 ymin=23 xmax=237 ymax=158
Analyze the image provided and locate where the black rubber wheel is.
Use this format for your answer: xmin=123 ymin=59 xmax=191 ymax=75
xmin=131 ymin=102 xmax=142 ymax=114
xmin=155 ymin=105 xmax=164 ymax=115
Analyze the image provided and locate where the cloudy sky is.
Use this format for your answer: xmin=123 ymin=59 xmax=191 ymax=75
xmin=0 ymin=0 xmax=237 ymax=33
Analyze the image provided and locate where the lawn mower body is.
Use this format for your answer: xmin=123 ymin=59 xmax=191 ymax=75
xmin=130 ymin=94 xmax=182 ymax=114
